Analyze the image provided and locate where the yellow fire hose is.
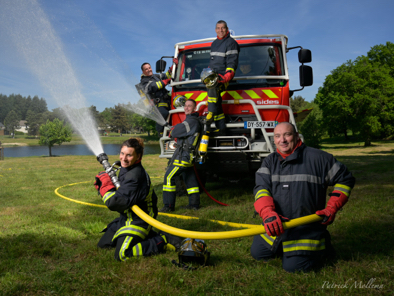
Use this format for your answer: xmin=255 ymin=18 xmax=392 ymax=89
xmin=132 ymin=205 xmax=323 ymax=240
xmin=55 ymin=182 xmax=323 ymax=240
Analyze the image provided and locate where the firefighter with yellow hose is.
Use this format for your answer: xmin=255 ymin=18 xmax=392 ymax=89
xmin=94 ymin=138 xmax=183 ymax=261
xmin=251 ymin=122 xmax=356 ymax=272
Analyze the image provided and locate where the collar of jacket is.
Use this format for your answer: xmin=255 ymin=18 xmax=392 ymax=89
xmin=276 ymin=142 xmax=305 ymax=162
xmin=186 ymin=112 xmax=199 ymax=119
xmin=217 ymin=31 xmax=230 ymax=40
xmin=121 ymin=161 xmax=142 ymax=172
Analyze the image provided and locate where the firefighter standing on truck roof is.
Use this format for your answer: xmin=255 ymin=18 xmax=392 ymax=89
xmin=140 ymin=61 xmax=177 ymax=136
xmin=206 ymin=20 xmax=240 ymax=135
xmin=160 ymin=99 xmax=203 ymax=212
xmin=251 ymin=122 xmax=355 ymax=272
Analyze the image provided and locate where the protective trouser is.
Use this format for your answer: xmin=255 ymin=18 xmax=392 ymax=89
xmin=206 ymin=84 xmax=226 ymax=132
xmin=156 ymin=106 xmax=169 ymax=134
xmin=250 ymin=233 xmax=330 ymax=273
xmin=98 ymin=228 xmax=166 ymax=261
xmin=163 ymin=164 xmax=200 ymax=209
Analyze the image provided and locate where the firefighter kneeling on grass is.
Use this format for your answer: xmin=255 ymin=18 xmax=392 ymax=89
xmin=251 ymin=122 xmax=356 ymax=272
xmin=160 ymin=99 xmax=203 ymax=212
xmin=94 ymin=138 xmax=183 ymax=261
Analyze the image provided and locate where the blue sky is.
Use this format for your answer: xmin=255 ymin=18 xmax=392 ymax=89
xmin=0 ymin=0 xmax=393 ymax=112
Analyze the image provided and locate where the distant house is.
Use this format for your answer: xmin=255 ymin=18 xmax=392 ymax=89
xmin=15 ymin=120 xmax=28 ymax=134
xmin=0 ymin=122 xmax=5 ymax=136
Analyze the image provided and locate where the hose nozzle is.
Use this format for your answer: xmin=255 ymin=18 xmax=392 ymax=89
xmin=96 ymin=153 xmax=121 ymax=188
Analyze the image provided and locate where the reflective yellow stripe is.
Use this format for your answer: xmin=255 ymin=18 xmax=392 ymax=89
xmin=195 ymin=93 xmax=207 ymax=102
xmin=173 ymin=159 xmax=193 ymax=167
xmin=334 ymin=184 xmax=352 ymax=196
xmin=226 ymin=68 xmax=235 ymax=72
xmin=184 ymin=93 xmax=194 ymax=99
xmin=262 ymin=89 xmax=278 ymax=99
xmin=164 ymin=167 xmax=179 ymax=190
xmin=187 ymin=187 xmax=199 ymax=194
xmin=158 ymin=103 xmax=168 ymax=107
xmin=113 ymin=225 xmax=149 ymax=240
xmin=245 ymin=90 xmax=261 ymax=99
xmin=260 ymin=233 xmax=276 ymax=246
xmin=255 ymin=189 xmax=271 ymax=201
xmin=207 ymin=97 xmax=217 ymax=103
xmin=156 ymin=81 xmax=163 ymax=89
xmin=214 ymin=113 xmax=225 ymax=121
xmin=226 ymin=91 xmax=243 ymax=100
xmin=119 ymin=236 xmax=133 ymax=261
xmin=283 ymin=239 xmax=326 ymax=252
xmin=102 ymin=191 xmax=115 ymax=203
xmin=132 ymin=242 xmax=143 ymax=257
xmin=163 ymin=185 xmax=176 ymax=192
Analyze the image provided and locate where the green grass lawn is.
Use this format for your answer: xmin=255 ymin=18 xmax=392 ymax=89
xmin=0 ymin=141 xmax=393 ymax=295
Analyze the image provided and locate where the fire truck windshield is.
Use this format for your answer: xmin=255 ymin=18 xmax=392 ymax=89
xmin=173 ymin=43 xmax=285 ymax=89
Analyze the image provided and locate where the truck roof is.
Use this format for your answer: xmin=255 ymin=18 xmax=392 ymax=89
xmin=175 ymin=34 xmax=288 ymax=51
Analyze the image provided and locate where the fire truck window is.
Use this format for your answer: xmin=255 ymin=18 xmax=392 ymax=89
xmin=235 ymin=45 xmax=283 ymax=78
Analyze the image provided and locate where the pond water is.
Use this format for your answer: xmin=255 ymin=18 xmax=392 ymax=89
xmin=3 ymin=144 xmax=161 ymax=158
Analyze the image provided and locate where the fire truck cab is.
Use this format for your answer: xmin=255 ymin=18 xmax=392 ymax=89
xmin=157 ymin=34 xmax=312 ymax=179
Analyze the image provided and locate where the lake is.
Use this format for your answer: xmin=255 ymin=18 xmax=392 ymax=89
xmin=3 ymin=144 xmax=161 ymax=158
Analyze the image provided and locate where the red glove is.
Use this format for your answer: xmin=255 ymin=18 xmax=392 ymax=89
xmin=255 ymin=196 xmax=288 ymax=237
xmin=167 ymin=59 xmax=178 ymax=74
xmin=162 ymin=78 xmax=171 ymax=86
xmin=218 ymin=71 xmax=235 ymax=84
xmin=94 ymin=171 xmax=115 ymax=197
xmin=316 ymin=190 xmax=348 ymax=225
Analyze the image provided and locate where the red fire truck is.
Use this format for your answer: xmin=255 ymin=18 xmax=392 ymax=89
xmin=156 ymin=34 xmax=313 ymax=180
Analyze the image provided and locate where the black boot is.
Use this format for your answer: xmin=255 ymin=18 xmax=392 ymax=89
xmin=160 ymin=231 xmax=184 ymax=251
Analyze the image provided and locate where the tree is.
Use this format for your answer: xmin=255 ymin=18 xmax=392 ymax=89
xmin=367 ymin=41 xmax=394 ymax=77
xmin=129 ymin=113 xmax=156 ymax=136
xmin=110 ymin=104 xmax=129 ymax=133
xmin=38 ymin=119 xmax=72 ymax=156
xmin=298 ymin=102 xmax=323 ymax=148
xmin=316 ymin=56 xmax=394 ymax=146
xmin=26 ymin=110 xmax=44 ymax=136
xmin=4 ymin=110 xmax=20 ymax=138
xmin=290 ymin=95 xmax=307 ymax=112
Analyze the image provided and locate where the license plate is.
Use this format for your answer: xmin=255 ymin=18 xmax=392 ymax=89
xmin=244 ymin=121 xmax=277 ymax=128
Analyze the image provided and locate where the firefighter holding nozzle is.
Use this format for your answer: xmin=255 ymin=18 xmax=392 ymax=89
xmin=94 ymin=138 xmax=183 ymax=261
xmin=251 ymin=122 xmax=355 ymax=272
xmin=140 ymin=60 xmax=177 ymax=136
xmin=202 ymin=20 xmax=240 ymax=135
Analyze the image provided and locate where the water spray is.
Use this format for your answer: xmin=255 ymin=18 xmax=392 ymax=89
xmin=120 ymin=83 xmax=170 ymax=128
xmin=96 ymin=153 xmax=121 ymax=189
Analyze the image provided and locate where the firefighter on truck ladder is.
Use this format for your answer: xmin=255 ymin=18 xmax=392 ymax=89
xmin=140 ymin=61 xmax=177 ymax=136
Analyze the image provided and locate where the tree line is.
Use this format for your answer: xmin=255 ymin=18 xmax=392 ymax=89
xmin=292 ymin=41 xmax=394 ymax=147
xmin=0 ymin=94 xmax=157 ymax=137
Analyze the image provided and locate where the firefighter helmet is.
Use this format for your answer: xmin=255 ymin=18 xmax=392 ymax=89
xmin=178 ymin=238 xmax=210 ymax=266
xmin=173 ymin=94 xmax=186 ymax=108
xmin=200 ymin=68 xmax=218 ymax=89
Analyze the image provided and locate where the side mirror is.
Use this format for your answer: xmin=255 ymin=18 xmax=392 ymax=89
xmin=156 ymin=59 xmax=166 ymax=73
xmin=299 ymin=65 xmax=313 ymax=87
xmin=298 ymin=49 xmax=312 ymax=64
